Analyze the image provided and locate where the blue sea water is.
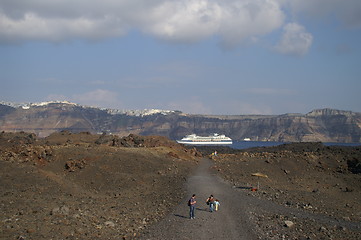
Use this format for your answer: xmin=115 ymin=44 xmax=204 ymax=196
xmin=230 ymin=141 xmax=285 ymax=149
xmin=230 ymin=141 xmax=360 ymax=150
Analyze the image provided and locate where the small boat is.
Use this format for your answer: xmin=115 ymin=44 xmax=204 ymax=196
xmin=243 ymin=138 xmax=251 ymax=141
xmin=177 ymin=133 xmax=232 ymax=145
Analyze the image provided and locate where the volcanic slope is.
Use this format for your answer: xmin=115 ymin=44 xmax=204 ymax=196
xmin=0 ymin=131 xmax=199 ymax=239
xmin=209 ymin=143 xmax=361 ymax=239
xmin=1 ymin=132 xmax=360 ymax=239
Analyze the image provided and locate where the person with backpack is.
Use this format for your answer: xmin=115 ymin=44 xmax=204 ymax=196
xmin=206 ymin=195 xmax=215 ymax=212
xmin=188 ymin=194 xmax=196 ymax=219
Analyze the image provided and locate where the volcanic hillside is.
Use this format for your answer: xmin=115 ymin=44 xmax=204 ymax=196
xmin=1 ymin=131 xmax=360 ymax=239
xmin=0 ymin=131 xmax=199 ymax=239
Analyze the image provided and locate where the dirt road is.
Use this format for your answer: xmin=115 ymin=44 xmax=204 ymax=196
xmin=141 ymin=158 xmax=361 ymax=240
xmin=140 ymin=159 xmax=258 ymax=239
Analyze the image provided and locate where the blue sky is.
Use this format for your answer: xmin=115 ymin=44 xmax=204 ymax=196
xmin=1 ymin=0 xmax=361 ymax=115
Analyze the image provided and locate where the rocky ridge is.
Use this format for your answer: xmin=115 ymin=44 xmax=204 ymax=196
xmin=1 ymin=101 xmax=360 ymax=142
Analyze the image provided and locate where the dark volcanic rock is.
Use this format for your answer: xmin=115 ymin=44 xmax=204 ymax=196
xmin=0 ymin=132 xmax=198 ymax=240
xmin=347 ymin=158 xmax=361 ymax=174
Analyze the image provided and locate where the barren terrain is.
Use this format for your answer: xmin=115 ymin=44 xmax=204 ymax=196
xmin=0 ymin=132 xmax=199 ymax=239
xmin=1 ymin=132 xmax=360 ymax=239
xmin=207 ymin=143 xmax=361 ymax=239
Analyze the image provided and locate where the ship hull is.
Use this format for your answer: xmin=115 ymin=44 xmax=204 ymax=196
xmin=176 ymin=140 xmax=232 ymax=145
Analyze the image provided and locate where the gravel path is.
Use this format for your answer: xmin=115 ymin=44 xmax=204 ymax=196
xmin=141 ymin=158 xmax=361 ymax=239
xmin=140 ymin=159 xmax=258 ymax=239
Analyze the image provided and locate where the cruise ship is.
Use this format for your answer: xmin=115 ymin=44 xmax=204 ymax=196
xmin=177 ymin=133 xmax=233 ymax=145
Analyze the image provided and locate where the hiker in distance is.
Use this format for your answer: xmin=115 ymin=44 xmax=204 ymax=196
xmin=214 ymin=199 xmax=220 ymax=211
xmin=188 ymin=194 xmax=196 ymax=219
xmin=206 ymin=195 xmax=215 ymax=212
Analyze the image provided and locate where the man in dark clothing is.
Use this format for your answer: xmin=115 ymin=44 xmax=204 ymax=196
xmin=206 ymin=195 xmax=215 ymax=212
xmin=189 ymin=194 xmax=196 ymax=219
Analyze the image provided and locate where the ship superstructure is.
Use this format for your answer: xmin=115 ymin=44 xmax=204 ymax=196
xmin=177 ymin=133 xmax=232 ymax=145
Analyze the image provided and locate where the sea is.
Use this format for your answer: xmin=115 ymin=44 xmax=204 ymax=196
xmin=230 ymin=141 xmax=361 ymax=150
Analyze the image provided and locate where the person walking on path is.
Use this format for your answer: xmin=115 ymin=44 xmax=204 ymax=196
xmin=189 ymin=194 xmax=197 ymax=219
xmin=214 ymin=199 xmax=220 ymax=211
xmin=206 ymin=195 xmax=215 ymax=212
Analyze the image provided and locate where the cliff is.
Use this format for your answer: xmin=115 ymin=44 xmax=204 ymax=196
xmin=0 ymin=102 xmax=360 ymax=142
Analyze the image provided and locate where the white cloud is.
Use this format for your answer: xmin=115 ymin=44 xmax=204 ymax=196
xmin=0 ymin=0 xmax=285 ymax=47
xmin=274 ymin=23 xmax=313 ymax=56
xmin=2 ymin=0 xmax=358 ymax=50
xmin=0 ymin=11 xmax=127 ymax=43
xmin=141 ymin=0 xmax=222 ymax=43
xmin=217 ymin=0 xmax=284 ymax=48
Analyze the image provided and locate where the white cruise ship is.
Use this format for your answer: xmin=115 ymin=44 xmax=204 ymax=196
xmin=177 ymin=133 xmax=232 ymax=145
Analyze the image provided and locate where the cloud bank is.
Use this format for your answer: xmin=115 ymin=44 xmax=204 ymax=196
xmin=1 ymin=0 xmax=360 ymax=53
xmin=0 ymin=0 xmax=285 ymax=47
xmin=274 ymin=23 xmax=313 ymax=56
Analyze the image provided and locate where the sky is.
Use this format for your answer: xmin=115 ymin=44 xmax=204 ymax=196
xmin=1 ymin=0 xmax=361 ymax=115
